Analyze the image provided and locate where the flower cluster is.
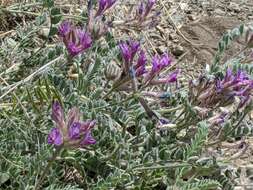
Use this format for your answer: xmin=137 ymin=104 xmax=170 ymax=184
xmin=136 ymin=0 xmax=156 ymax=21
xmin=95 ymin=0 xmax=117 ymax=17
xmin=86 ymin=0 xmax=116 ymax=40
xmin=118 ymin=39 xmax=179 ymax=86
xmin=48 ymin=101 xmax=96 ymax=148
xmin=190 ymin=69 xmax=253 ymax=109
xmin=130 ymin=0 xmax=160 ymax=29
xmin=58 ymin=21 xmax=92 ymax=57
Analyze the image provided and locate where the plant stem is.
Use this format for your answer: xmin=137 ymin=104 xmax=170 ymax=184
xmin=1 ymin=8 xmax=40 ymax=16
xmin=157 ymin=105 xmax=183 ymax=114
xmin=139 ymin=97 xmax=159 ymax=121
xmin=132 ymin=163 xmax=191 ymax=171
xmin=34 ymin=147 xmax=62 ymax=190
xmin=207 ymin=111 xmax=248 ymax=147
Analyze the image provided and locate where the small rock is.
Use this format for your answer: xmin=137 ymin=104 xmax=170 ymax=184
xmin=156 ymin=45 xmax=167 ymax=54
xmin=169 ymin=33 xmax=179 ymax=43
xmin=38 ymin=28 xmax=50 ymax=38
xmin=188 ymin=14 xmax=197 ymax=21
xmin=215 ymin=8 xmax=225 ymax=16
xmin=171 ymin=45 xmax=184 ymax=56
xmin=228 ymin=2 xmax=241 ymax=13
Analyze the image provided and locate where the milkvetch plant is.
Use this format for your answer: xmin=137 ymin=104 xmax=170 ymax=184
xmin=58 ymin=21 xmax=92 ymax=57
xmin=1 ymin=1 xmax=253 ymax=190
xmin=48 ymin=100 xmax=96 ymax=147
xmin=35 ymin=101 xmax=96 ymax=189
xmin=113 ymin=39 xmax=179 ymax=90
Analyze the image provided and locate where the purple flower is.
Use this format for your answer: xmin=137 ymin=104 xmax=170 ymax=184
xmin=48 ymin=128 xmax=63 ymax=146
xmin=107 ymin=0 xmax=117 ymax=9
xmin=119 ymin=40 xmax=140 ymax=65
xmin=58 ymin=21 xmax=92 ymax=57
xmin=67 ymin=107 xmax=80 ymax=129
xmin=48 ymin=100 xmax=96 ymax=148
xmin=136 ymin=65 xmax=147 ymax=77
xmin=51 ymin=101 xmax=65 ymax=129
xmin=136 ymin=0 xmax=156 ymax=21
xmin=166 ymin=69 xmax=180 ymax=83
xmin=149 ymin=69 xmax=179 ymax=85
xmin=159 ymin=118 xmax=169 ymax=124
xmin=151 ymin=54 xmax=171 ymax=74
xmin=160 ymin=54 xmax=171 ymax=68
xmin=135 ymin=50 xmax=147 ymax=69
xmin=151 ymin=55 xmax=160 ymax=73
xmin=144 ymin=53 xmax=172 ymax=83
xmin=195 ymin=68 xmax=253 ymax=109
xmin=97 ymin=0 xmax=107 ymax=16
xmin=148 ymin=0 xmax=156 ymax=7
xmin=68 ymin=122 xmax=81 ymax=140
xmin=80 ymin=131 xmax=96 ymax=146
xmin=119 ymin=42 xmax=131 ymax=63
xmin=138 ymin=2 xmax=144 ymax=16
xmin=58 ymin=21 xmax=71 ymax=37
xmin=80 ymin=120 xmax=96 ymax=132
xmin=95 ymin=0 xmax=117 ymax=17
xmin=129 ymin=40 xmax=140 ymax=59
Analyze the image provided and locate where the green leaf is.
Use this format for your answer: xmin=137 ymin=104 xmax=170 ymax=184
xmin=35 ymin=12 xmax=47 ymax=25
xmin=239 ymin=24 xmax=244 ymax=34
xmin=51 ymin=7 xmax=61 ymax=16
xmin=43 ymin=0 xmax=54 ymax=8
xmin=51 ymin=16 xmax=62 ymax=24
xmin=48 ymin=26 xmax=58 ymax=36
xmin=0 ymin=172 xmax=10 ymax=185
xmin=51 ymin=8 xmax=62 ymax=24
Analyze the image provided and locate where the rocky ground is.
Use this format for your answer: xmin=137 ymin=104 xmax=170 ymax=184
xmin=158 ymin=1 xmax=253 ymax=189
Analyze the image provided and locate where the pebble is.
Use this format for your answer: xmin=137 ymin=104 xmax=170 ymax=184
xmin=169 ymin=33 xmax=179 ymax=43
xmin=228 ymin=2 xmax=241 ymax=13
xmin=156 ymin=45 xmax=168 ymax=54
xmin=215 ymin=8 xmax=225 ymax=16
xmin=171 ymin=45 xmax=184 ymax=56
xmin=188 ymin=14 xmax=197 ymax=21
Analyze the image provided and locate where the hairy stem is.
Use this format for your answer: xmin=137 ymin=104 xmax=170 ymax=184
xmin=34 ymin=147 xmax=62 ymax=190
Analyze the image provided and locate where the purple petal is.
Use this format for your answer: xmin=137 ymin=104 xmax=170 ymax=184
xmin=151 ymin=55 xmax=160 ymax=73
xmin=68 ymin=122 xmax=81 ymax=140
xmin=159 ymin=118 xmax=169 ymax=124
xmin=78 ymin=30 xmax=92 ymax=50
xmin=51 ymin=101 xmax=65 ymax=128
xmin=167 ymin=69 xmax=179 ymax=83
xmin=138 ymin=2 xmax=145 ymax=16
xmin=135 ymin=50 xmax=147 ymax=69
xmin=67 ymin=107 xmax=80 ymax=129
xmin=80 ymin=131 xmax=96 ymax=146
xmin=236 ymin=70 xmax=249 ymax=81
xmin=129 ymin=40 xmax=140 ymax=59
xmin=144 ymin=0 xmax=156 ymax=17
xmin=48 ymin=127 xmax=63 ymax=146
xmin=106 ymin=0 xmax=117 ymax=9
xmin=67 ymin=42 xmax=83 ymax=57
xmin=135 ymin=65 xmax=147 ymax=77
xmin=160 ymin=54 xmax=171 ymax=69
xmin=96 ymin=0 xmax=107 ymax=16
xmin=148 ymin=0 xmax=156 ymax=7
xmin=58 ymin=21 xmax=71 ymax=37
xmin=119 ymin=42 xmax=131 ymax=63
xmin=80 ymin=120 xmax=96 ymax=132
